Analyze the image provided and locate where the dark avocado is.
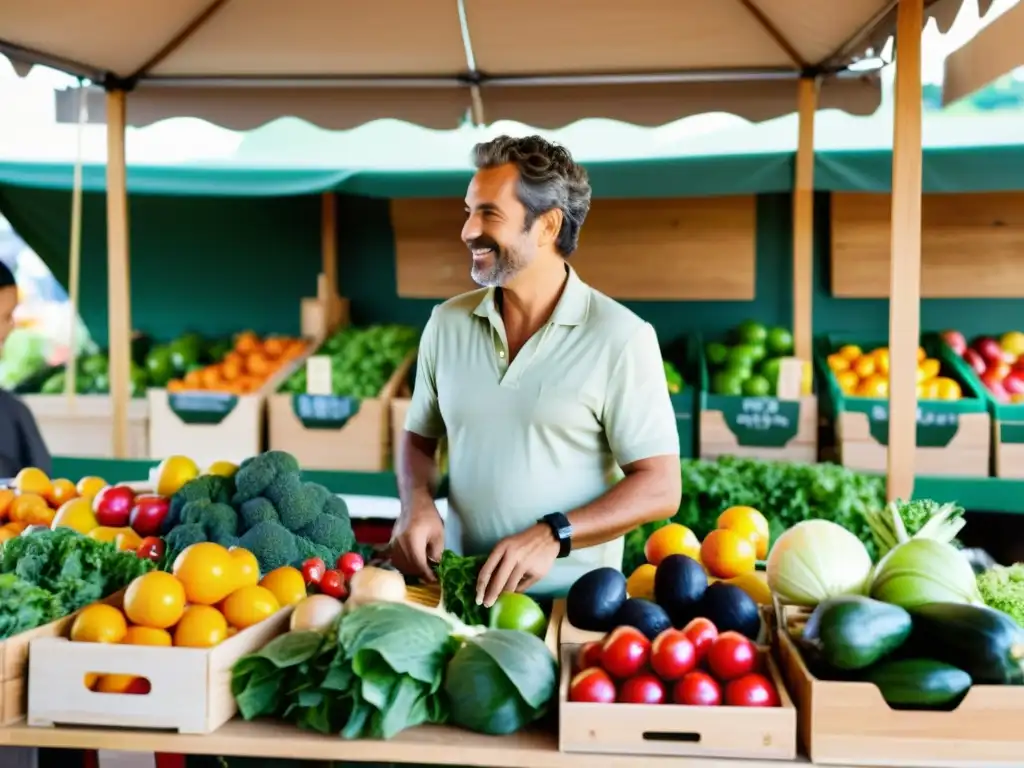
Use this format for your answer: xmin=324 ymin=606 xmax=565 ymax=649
xmin=613 ymin=598 xmax=673 ymax=640
xmin=699 ymin=582 xmax=761 ymax=640
xmin=566 ymin=567 xmax=627 ymax=632
xmin=654 ymin=554 xmax=708 ymax=627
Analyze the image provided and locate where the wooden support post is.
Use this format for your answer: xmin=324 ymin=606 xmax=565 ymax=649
xmin=792 ymin=76 xmax=817 ymax=363
xmin=105 ymin=90 xmax=131 ymax=459
xmin=887 ymin=0 xmax=924 ymax=501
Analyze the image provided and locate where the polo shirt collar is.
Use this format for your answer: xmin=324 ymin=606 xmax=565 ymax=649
xmin=471 ymin=265 xmax=590 ymax=326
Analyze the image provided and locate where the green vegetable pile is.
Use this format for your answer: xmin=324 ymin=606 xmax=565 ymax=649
xmin=232 ymin=602 xmax=555 ymax=740
xmin=705 ymin=319 xmax=795 ymax=397
xmin=0 ymin=527 xmax=155 ymax=639
xmin=977 ymin=563 xmax=1024 ymax=628
xmin=864 ymin=498 xmax=965 ymax=558
xmin=162 ymin=450 xmax=355 ymax=573
xmin=623 ymin=456 xmax=884 ymax=573
xmin=435 ymin=551 xmax=487 ymax=627
xmin=280 ymin=324 xmax=419 ymax=398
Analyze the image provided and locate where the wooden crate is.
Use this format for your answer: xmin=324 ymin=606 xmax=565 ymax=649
xmin=269 ymin=350 xmax=414 ymax=472
xmin=22 ymin=395 xmax=149 ymax=460
xmin=0 ymin=592 xmax=124 ymax=725
xmin=27 ymin=604 xmax=292 ymax=734
xmin=148 ymin=342 xmax=312 ymax=468
xmin=700 ymin=395 xmax=818 ymax=462
xmin=776 ymin=604 xmax=1024 ymax=766
xmin=558 ymin=642 xmax=796 ymax=760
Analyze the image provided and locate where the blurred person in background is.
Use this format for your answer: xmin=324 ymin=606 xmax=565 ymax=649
xmin=0 ymin=260 xmax=51 ymax=478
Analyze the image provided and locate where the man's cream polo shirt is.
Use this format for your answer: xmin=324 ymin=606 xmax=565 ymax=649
xmin=405 ymin=266 xmax=680 ymax=596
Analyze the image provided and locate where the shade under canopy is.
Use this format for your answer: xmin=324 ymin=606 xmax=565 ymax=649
xmin=2 ymin=0 xmax=995 ymax=129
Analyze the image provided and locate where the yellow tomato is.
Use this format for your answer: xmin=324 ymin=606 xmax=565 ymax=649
xmin=172 ymin=542 xmax=236 ymax=605
xmin=76 ymin=476 xmax=108 ymax=500
xmin=625 ymin=564 xmax=657 ymax=600
xmin=917 ymin=379 xmax=940 ymax=400
xmin=917 ymin=358 xmax=941 ymax=382
xmin=51 ymin=498 xmax=98 ymax=534
xmin=13 ymin=467 xmax=50 ymax=497
xmin=174 ymin=605 xmax=228 ymax=648
xmin=837 ymin=345 xmax=862 ymax=361
xmin=826 ymin=354 xmax=850 ymax=373
xmin=643 ymin=523 xmax=701 ymax=566
xmin=872 ymin=348 xmax=890 ymax=375
xmin=44 ymin=478 xmax=78 ymax=509
xmin=115 ymin=528 xmax=142 ymax=552
xmin=206 ymin=461 xmax=239 ymax=478
xmin=852 ymin=355 xmax=876 ymax=379
xmin=123 ymin=625 xmax=173 ymax=647
xmin=934 ymin=377 xmax=962 ymax=401
xmin=70 ymin=604 xmax=128 ymax=644
xmin=717 ymin=506 xmax=770 ymax=560
xmin=87 ymin=526 xmax=120 ymax=544
xmin=700 ymin=529 xmax=756 ymax=579
xmin=222 ymin=585 xmax=281 ymax=630
xmin=724 ymin=572 xmax=773 ymax=605
xmin=836 ymin=370 xmax=860 ymax=394
xmin=124 ymin=571 xmax=186 ymax=630
xmin=229 ymin=547 xmax=261 ymax=589
xmin=917 ymin=346 xmax=927 ymax=363
xmin=856 ymin=374 xmax=889 ymax=398
xmin=95 ymin=675 xmax=150 ymax=695
xmin=155 ymin=455 xmax=200 ymax=497
xmin=259 ymin=566 xmax=307 ymax=607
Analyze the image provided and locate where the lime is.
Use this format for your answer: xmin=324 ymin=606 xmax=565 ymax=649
xmin=742 ymin=374 xmax=772 ymax=397
xmin=705 ymin=341 xmax=729 ymax=367
xmin=736 ymin=320 xmax=768 ymax=346
xmin=711 ymin=370 xmax=745 ymax=396
xmin=765 ymin=327 xmax=794 ymax=357
xmin=759 ymin=357 xmax=782 ymax=390
xmin=488 ymin=592 xmax=547 ymax=638
xmin=145 ymin=346 xmax=174 ymax=386
xmin=726 ymin=345 xmax=759 ymax=370
xmin=748 ymin=343 xmax=767 ymax=363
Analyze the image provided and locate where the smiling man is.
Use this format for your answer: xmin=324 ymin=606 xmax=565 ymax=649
xmin=391 ymin=135 xmax=681 ymax=607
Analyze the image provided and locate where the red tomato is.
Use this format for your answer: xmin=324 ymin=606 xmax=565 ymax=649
xmin=301 ymin=557 xmax=326 ymax=585
xmin=650 ymin=629 xmax=697 ymax=681
xmin=673 ymin=671 xmax=722 ymax=706
xmin=706 ymin=631 xmax=757 ymax=682
xmin=619 ymin=673 xmax=666 ymax=705
xmin=682 ymin=617 xmax=718 ymax=662
xmin=600 ymin=626 xmax=650 ymax=680
xmin=577 ymin=641 xmax=603 ymax=672
xmin=319 ymin=569 xmax=347 ymax=599
xmin=569 ymin=667 xmax=616 ymax=704
xmin=336 ymin=552 xmax=365 ymax=579
xmin=724 ymin=673 xmax=779 ymax=707
xmin=128 ymin=495 xmax=170 ymax=537
xmin=135 ymin=536 xmax=165 ymax=563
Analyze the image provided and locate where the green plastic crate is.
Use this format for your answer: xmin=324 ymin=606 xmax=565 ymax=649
xmin=697 ymin=333 xmax=817 ymax=462
xmin=814 ymin=333 xmax=990 ymax=476
xmin=663 ymin=335 xmax=696 ymax=459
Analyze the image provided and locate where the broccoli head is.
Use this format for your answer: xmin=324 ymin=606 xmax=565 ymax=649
xmin=180 ymin=499 xmax=213 ymax=527
xmin=322 ymin=494 xmax=350 ymax=524
xmin=204 ymin=502 xmax=240 ymax=540
xmin=293 ymin=535 xmax=334 ymax=566
xmin=239 ymin=497 xmax=280 ymax=530
xmin=238 ymin=520 xmax=300 ymax=574
xmin=297 ymin=514 xmax=355 ymax=559
xmin=167 ymin=475 xmax=237 ymax=533
xmin=232 ymin=451 xmax=301 ymax=505
xmin=265 ymin=473 xmax=320 ymax=532
xmin=163 ymin=524 xmax=208 ymax=565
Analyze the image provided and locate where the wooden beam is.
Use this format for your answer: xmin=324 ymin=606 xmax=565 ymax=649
xmin=792 ymin=76 xmax=817 ymax=362
xmin=105 ymin=90 xmax=131 ymax=459
xmin=887 ymin=0 xmax=924 ymax=501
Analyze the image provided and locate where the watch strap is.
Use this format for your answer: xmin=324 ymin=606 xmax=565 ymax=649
xmin=540 ymin=512 xmax=573 ymax=558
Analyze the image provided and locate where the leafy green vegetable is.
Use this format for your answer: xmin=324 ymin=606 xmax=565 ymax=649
xmin=623 ymin=457 xmax=884 ymax=573
xmin=444 ymin=629 xmax=556 ymax=735
xmin=864 ymin=498 xmax=965 ymax=558
xmin=0 ymin=573 xmax=62 ymax=639
xmin=231 ymin=630 xmax=326 ymax=720
xmin=435 ymin=551 xmax=488 ymax=627
xmin=977 ymin=563 xmax=1024 ymax=627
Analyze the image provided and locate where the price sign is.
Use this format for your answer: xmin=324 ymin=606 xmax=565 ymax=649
xmin=305 ymin=356 xmax=333 ymax=396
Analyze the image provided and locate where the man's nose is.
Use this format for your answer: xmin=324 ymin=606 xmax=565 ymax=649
xmin=462 ymin=214 xmax=482 ymax=243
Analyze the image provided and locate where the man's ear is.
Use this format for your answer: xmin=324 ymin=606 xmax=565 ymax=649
xmin=535 ymin=208 xmax=563 ymax=250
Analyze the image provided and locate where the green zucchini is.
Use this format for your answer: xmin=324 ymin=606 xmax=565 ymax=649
xmin=908 ymin=602 xmax=1024 ymax=685
xmin=801 ymin=595 xmax=912 ymax=671
xmin=865 ymin=658 xmax=972 ymax=709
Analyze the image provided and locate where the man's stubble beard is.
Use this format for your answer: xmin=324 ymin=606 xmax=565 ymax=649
xmin=470 ymin=246 xmax=528 ymax=288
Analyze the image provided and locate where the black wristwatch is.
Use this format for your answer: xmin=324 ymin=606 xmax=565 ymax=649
xmin=539 ymin=512 xmax=573 ymax=559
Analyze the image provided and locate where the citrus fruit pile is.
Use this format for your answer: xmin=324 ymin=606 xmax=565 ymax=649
xmin=827 ymin=344 xmax=963 ymax=400
xmin=705 ymin=320 xmax=795 ymax=397
xmin=626 ymin=507 xmax=772 ymax=607
xmin=69 ymin=542 xmax=305 ymax=694
xmin=165 ymin=331 xmax=306 ymax=396
xmin=0 ymin=468 xmax=110 ymax=545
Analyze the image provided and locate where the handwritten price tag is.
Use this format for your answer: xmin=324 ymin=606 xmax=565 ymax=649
xmin=305 ymin=356 xmax=333 ymax=396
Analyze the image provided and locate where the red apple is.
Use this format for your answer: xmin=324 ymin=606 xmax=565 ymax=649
xmin=975 ymin=337 xmax=1006 ymax=367
xmin=1004 ymin=371 xmax=1024 ymax=396
xmin=941 ymin=330 xmax=967 ymax=356
xmin=93 ymin=485 xmax=136 ymax=528
xmin=963 ymin=349 xmax=987 ymax=376
xmin=129 ymin=495 xmax=170 ymax=537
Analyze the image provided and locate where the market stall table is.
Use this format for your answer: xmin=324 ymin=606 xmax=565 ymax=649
xmin=0 ymin=719 xmax=872 ymax=768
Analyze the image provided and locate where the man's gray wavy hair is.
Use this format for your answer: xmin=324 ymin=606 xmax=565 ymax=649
xmin=471 ymin=135 xmax=592 ymax=257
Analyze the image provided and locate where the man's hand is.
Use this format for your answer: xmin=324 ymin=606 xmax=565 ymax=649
xmin=476 ymin=524 xmax=559 ymax=608
xmin=390 ymin=502 xmax=445 ymax=583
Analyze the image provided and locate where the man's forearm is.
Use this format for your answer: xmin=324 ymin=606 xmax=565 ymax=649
xmin=397 ymin=431 xmax=441 ymax=518
xmin=565 ymin=456 xmax=681 ymax=549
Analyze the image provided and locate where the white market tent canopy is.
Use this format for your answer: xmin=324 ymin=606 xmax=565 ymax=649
xmin=0 ymin=0 xmax=997 ymax=129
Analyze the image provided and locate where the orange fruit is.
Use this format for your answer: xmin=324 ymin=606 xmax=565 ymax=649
xmin=5 ymin=521 xmax=26 ymax=534
xmin=222 ymin=585 xmax=281 ymax=630
xmin=0 ymin=489 xmax=14 ymax=522
xmin=84 ymin=673 xmax=99 ymax=690
xmin=836 ymin=370 xmax=860 ymax=394
xmin=856 ymin=374 xmax=889 ymax=399
xmin=826 ymin=354 xmax=849 ymax=373
xmin=851 ymin=355 xmax=876 ymax=379
xmin=259 ymin=566 xmax=307 ymax=607
xmin=155 ymin=455 xmax=200 ymax=497
xmin=124 ymin=571 xmax=186 ymax=629
xmin=837 ymin=345 xmax=862 ymax=361
xmin=174 ymin=605 xmax=228 ymax=648
xmin=917 ymin=358 xmax=941 ymax=382
xmin=0 ymin=528 xmax=18 ymax=546
xmin=10 ymin=493 xmax=52 ymax=525
xmin=625 ymin=564 xmax=657 ymax=601
xmin=76 ymin=476 xmax=108 ymax=500
xmin=234 ymin=331 xmax=260 ymax=355
xmin=123 ymin=626 xmax=173 ymax=647
xmin=643 ymin=523 xmax=701 ymax=566
xmin=872 ymin=348 xmax=891 ymax=376
xmin=934 ymin=377 xmax=962 ymax=401
xmin=14 ymin=467 xmax=50 ymax=497
xmin=51 ymin=498 xmax=99 ymax=534
xmin=95 ymin=675 xmax=150 ymax=695
xmin=44 ymin=478 xmax=78 ymax=509
xmin=229 ymin=547 xmax=261 ymax=589
xmin=263 ymin=338 xmax=286 ymax=358
xmin=700 ymin=529 xmax=756 ymax=579
xmin=70 ymin=604 xmax=128 ymax=644
xmin=917 ymin=346 xmax=927 ymax=363
xmin=172 ymin=542 xmax=236 ymax=605
xmin=717 ymin=506 xmax=770 ymax=560
xmin=115 ymin=528 xmax=142 ymax=552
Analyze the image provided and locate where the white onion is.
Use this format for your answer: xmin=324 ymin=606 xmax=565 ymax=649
xmin=767 ymin=519 xmax=873 ymax=606
xmin=289 ymin=594 xmax=343 ymax=632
